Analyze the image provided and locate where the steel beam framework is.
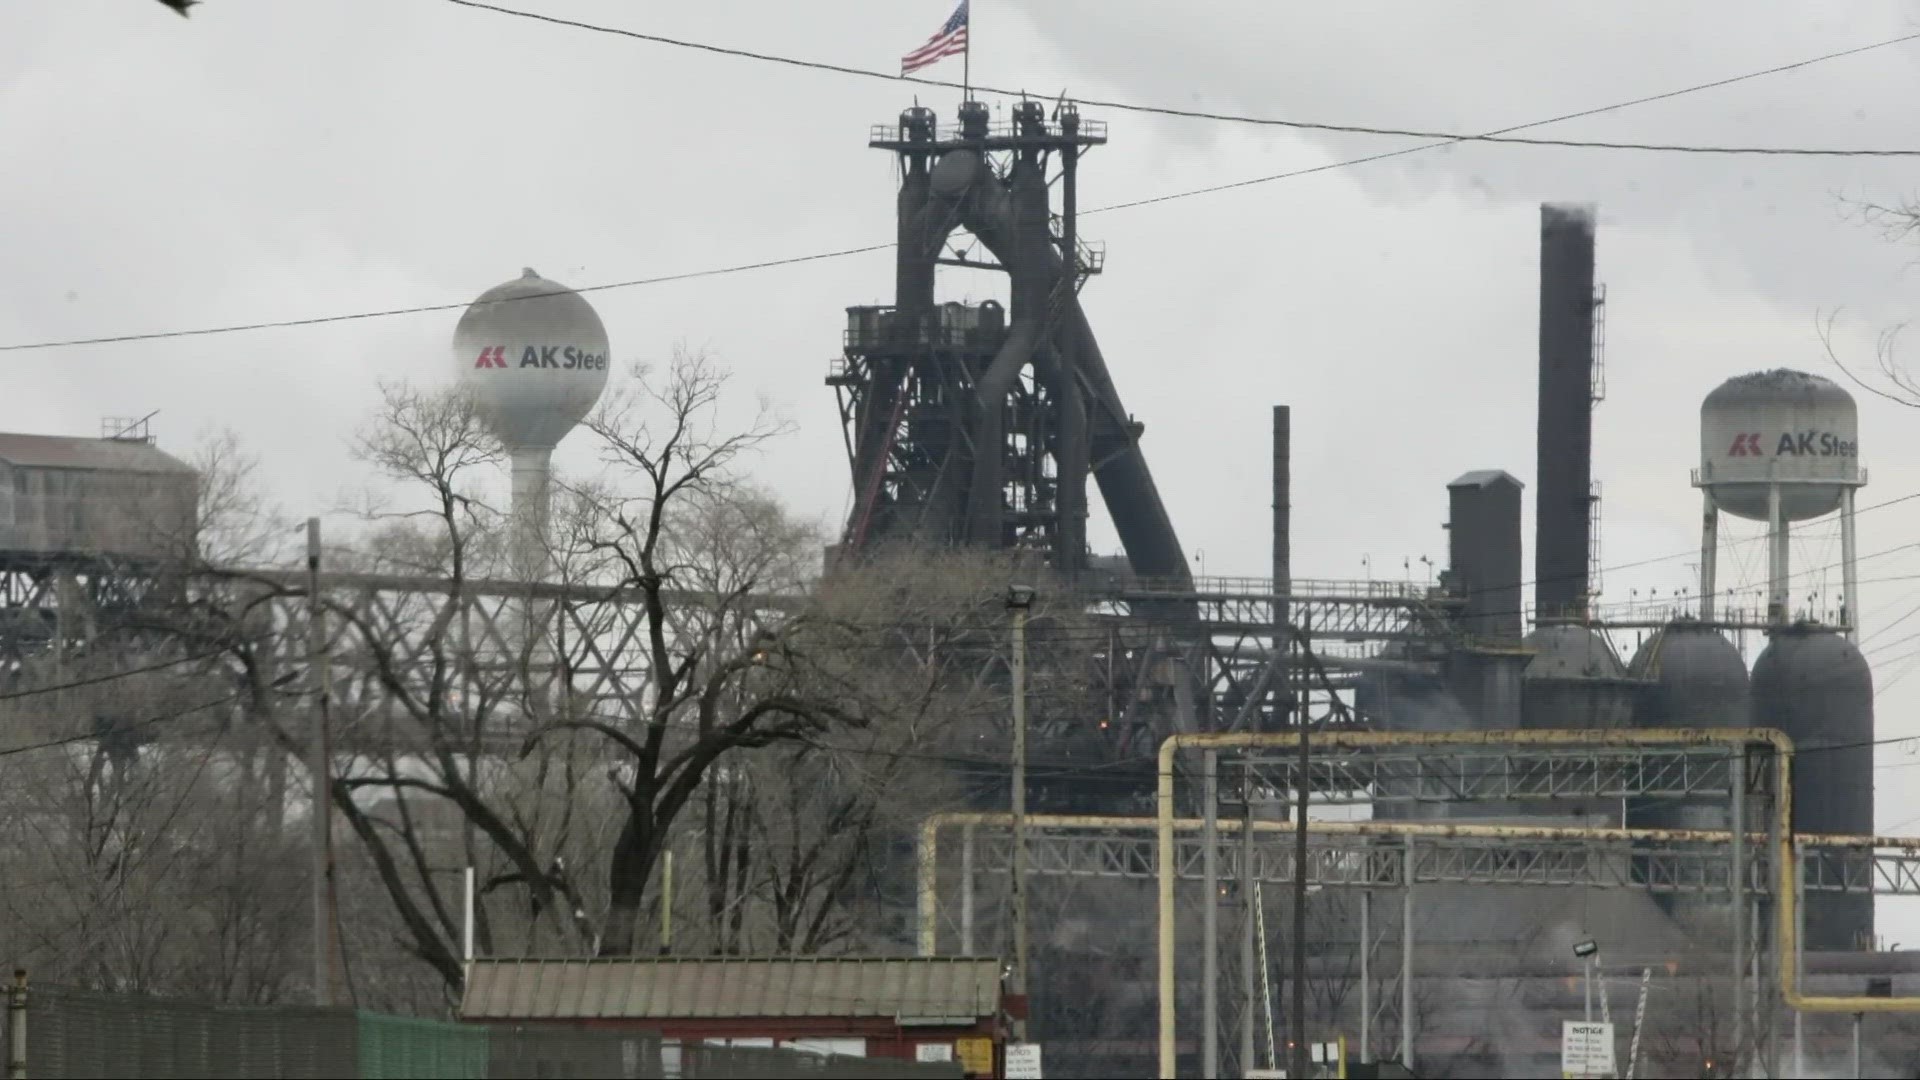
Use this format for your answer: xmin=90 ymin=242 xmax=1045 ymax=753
xmin=933 ymin=829 xmax=1920 ymax=897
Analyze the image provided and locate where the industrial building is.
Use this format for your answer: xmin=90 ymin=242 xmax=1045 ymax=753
xmin=0 ymin=93 xmax=1901 ymax=1079
xmin=832 ymin=97 xmax=1892 ymax=1077
xmin=461 ymin=957 xmax=1005 ymax=1076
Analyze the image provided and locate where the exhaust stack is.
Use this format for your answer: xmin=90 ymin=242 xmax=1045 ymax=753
xmin=1535 ymin=203 xmax=1599 ymax=623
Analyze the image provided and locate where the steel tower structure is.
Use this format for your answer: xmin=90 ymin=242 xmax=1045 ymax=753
xmin=829 ymin=100 xmax=1187 ymax=580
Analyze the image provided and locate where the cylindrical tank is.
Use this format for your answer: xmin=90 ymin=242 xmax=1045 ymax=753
xmin=1699 ymin=369 xmax=1859 ymax=521
xmin=1520 ymin=625 xmax=1635 ymax=731
xmin=1753 ymin=624 xmax=1875 ymax=950
xmin=1627 ymin=623 xmax=1750 ymax=925
xmin=1514 ymin=626 xmax=1636 ymax=834
xmin=1628 ymin=622 xmax=1749 ymax=831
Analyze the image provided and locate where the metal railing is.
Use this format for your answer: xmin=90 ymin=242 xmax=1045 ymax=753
xmin=1123 ymin=574 xmax=1434 ymax=602
xmin=869 ymin=116 xmax=1109 ymax=145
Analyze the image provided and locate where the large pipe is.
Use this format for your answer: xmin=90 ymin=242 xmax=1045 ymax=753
xmin=950 ymin=185 xmax=1190 ymax=581
xmin=1139 ymin=726 xmax=1920 ymax=1077
xmin=962 ymin=321 xmax=1043 ymax=543
xmin=893 ymin=108 xmax=937 ymax=316
xmin=1535 ymin=203 xmax=1598 ymax=623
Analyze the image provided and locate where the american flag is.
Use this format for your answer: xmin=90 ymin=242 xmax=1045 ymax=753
xmin=901 ymin=1 xmax=968 ymax=76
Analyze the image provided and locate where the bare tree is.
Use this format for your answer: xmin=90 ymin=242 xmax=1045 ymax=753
xmin=0 ymin=433 xmax=304 ymax=1003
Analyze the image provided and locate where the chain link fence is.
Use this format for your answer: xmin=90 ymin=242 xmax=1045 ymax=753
xmin=3 ymin=984 xmax=963 ymax=1079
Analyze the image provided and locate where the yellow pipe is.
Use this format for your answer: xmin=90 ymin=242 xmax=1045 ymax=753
xmin=1148 ymin=727 xmax=1920 ymax=1076
xmin=917 ymin=809 xmax=1920 ymax=961
xmin=1151 ymin=727 xmax=1811 ymax=1079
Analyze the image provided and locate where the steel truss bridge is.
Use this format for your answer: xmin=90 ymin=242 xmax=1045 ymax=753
xmin=0 ymin=554 xmax=1455 ymax=757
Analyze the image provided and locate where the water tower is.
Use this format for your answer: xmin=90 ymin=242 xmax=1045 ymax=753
xmin=1695 ymin=369 xmax=1863 ymax=634
xmin=452 ymin=269 xmax=611 ymax=547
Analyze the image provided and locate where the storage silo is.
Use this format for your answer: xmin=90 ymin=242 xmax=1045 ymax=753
xmin=1509 ymin=625 xmax=1639 ymax=834
xmin=1628 ymin=621 xmax=1750 ymax=830
xmin=1752 ymin=623 xmax=1874 ymax=950
xmin=1521 ymin=624 xmax=1637 ymax=731
xmin=1628 ymin=622 xmax=1750 ymax=924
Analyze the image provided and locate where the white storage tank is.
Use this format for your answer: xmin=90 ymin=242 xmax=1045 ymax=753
xmin=1695 ymin=369 xmax=1865 ymax=629
xmin=452 ymin=268 xmax=610 ymax=532
xmin=1698 ymin=369 xmax=1858 ymax=521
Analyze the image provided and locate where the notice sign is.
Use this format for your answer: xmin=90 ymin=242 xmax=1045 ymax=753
xmin=1005 ymin=1042 xmax=1044 ymax=1079
xmin=1562 ymin=1021 xmax=1617 ymax=1077
xmin=954 ymin=1038 xmax=993 ymax=1076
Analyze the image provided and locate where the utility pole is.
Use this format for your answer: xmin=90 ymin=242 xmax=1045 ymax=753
xmin=306 ymin=518 xmax=338 ymax=1007
xmin=1290 ymin=616 xmax=1311 ymax=1080
xmin=7 ymin=969 xmax=25 ymax=1080
xmin=1007 ymin=585 xmax=1035 ymax=1044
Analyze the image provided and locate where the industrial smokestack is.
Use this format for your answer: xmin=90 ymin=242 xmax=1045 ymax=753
xmin=1273 ymin=405 xmax=1290 ymax=730
xmin=1535 ymin=203 xmax=1598 ymax=623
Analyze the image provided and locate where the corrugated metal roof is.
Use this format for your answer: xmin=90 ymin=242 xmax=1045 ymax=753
xmin=461 ymin=957 xmax=1002 ymax=1022
xmin=1448 ymin=469 xmax=1522 ymax=490
xmin=0 ymin=433 xmax=195 ymax=474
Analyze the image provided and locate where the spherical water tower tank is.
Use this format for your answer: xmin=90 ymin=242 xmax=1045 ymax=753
xmin=452 ymin=269 xmax=610 ymax=526
xmin=1699 ymin=369 xmax=1859 ymax=521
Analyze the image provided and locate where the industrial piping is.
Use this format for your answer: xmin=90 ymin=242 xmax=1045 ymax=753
xmin=913 ymin=811 xmax=1920 ymax=958
xmin=1148 ymin=727 xmax=1917 ymax=1079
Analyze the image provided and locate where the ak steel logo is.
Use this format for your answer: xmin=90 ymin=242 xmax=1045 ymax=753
xmin=473 ymin=345 xmax=608 ymax=371
xmin=1725 ymin=431 xmax=1858 ymax=458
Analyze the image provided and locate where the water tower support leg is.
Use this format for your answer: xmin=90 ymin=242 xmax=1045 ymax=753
xmin=1767 ymin=485 xmax=1787 ymax=624
xmin=1700 ymin=492 xmax=1718 ymax=622
xmin=1841 ymin=487 xmax=1859 ymax=641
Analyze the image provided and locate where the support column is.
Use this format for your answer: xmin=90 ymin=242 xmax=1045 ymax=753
xmin=1842 ymin=487 xmax=1859 ymax=640
xmin=1732 ymin=745 xmax=1748 ymax=1068
xmin=1359 ymin=890 xmax=1372 ymax=1064
xmin=961 ymin=825 xmax=975 ymax=955
xmin=1795 ymin=839 xmax=1806 ymax=1079
xmin=1767 ymin=484 xmax=1788 ymax=624
xmin=1401 ymin=839 xmax=1416 ymax=1072
xmin=1700 ymin=490 xmax=1719 ymax=622
xmin=1241 ymin=778 xmax=1257 ymax=1073
xmin=1203 ymin=751 xmax=1220 ymax=1079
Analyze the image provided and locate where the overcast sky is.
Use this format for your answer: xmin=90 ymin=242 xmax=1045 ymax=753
xmin=9 ymin=0 xmax=1920 ymax=945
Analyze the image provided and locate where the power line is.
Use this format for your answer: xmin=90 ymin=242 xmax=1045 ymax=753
xmin=0 ymin=243 xmax=893 ymax=353
xmin=7 ymin=20 xmax=1916 ymax=354
xmin=0 ymin=692 xmax=240 ymax=759
xmin=439 ymin=0 xmax=1920 ymax=157
xmin=0 ymin=648 xmax=226 ymax=701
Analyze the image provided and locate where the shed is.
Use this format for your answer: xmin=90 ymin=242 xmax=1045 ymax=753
xmin=461 ymin=956 xmax=1004 ymax=1077
xmin=0 ymin=432 xmax=198 ymax=561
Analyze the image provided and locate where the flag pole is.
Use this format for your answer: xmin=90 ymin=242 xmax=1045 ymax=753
xmin=962 ymin=2 xmax=971 ymax=101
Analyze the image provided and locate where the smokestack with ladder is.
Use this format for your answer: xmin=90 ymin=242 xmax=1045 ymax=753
xmin=1535 ymin=203 xmax=1600 ymax=624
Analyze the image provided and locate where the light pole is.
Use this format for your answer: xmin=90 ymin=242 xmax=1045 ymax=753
xmin=1006 ymin=584 xmax=1035 ymax=1044
xmin=1574 ymin=939 xmax=1599 ymax=1024
xmin=306 ymin=518 xmax=337 ymax=1007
